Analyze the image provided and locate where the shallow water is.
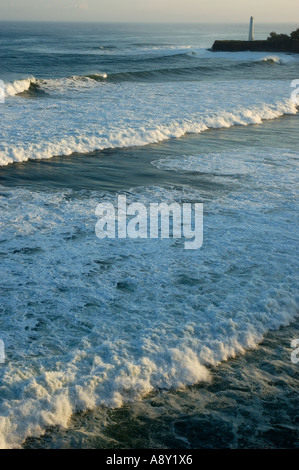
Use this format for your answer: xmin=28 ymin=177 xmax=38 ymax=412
xmin=24 ymin=322 xmax=299 ymax=449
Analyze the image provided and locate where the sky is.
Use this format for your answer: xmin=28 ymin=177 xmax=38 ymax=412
xmin=0 ymin=0 xmax=298 ymax=23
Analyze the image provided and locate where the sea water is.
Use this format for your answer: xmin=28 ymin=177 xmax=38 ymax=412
xmin=0 ymin=22 xmax=298 ymax=449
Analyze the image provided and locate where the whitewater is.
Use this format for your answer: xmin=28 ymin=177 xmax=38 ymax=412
xmin=0 ymin=77 xmax=298 ymax=166
xmin=0 ymin=21 xmax=298 ymax=449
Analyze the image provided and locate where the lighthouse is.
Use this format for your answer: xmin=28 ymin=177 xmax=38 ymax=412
xmin=248 ymin=16 xmax=254 ymax=41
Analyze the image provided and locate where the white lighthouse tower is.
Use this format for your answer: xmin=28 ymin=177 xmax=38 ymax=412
xmin=248 ymin=16 xmax=254 ymax=41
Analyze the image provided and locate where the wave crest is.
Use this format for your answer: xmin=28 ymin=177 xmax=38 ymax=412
xmin=260 ymin=56 xmax=282 ymax=64
xmin=4 ymin=77 xmax=36 ymax=97
xmin=0 ymin=99 xmax=297 ymax=167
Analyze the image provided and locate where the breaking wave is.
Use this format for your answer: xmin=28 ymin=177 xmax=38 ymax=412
xmin=4 ymin=77 xmax=48 ymax=97
xmin=4 ymin=77 xmax=36 ymax=96
xmin=0 ymin=156 xmax=298 ymax=447
xmin=0 ymin=98 xmax=297 ymax=167
xmin=2 ymin=51 xmax=293 ymax=98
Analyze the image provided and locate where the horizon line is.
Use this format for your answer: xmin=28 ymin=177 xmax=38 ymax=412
xmin=0 ymin=19 xmax=298 ymax=25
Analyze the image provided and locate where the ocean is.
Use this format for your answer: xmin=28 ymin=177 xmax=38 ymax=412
xmin=0 ymin=21 xmax=298 ymax=449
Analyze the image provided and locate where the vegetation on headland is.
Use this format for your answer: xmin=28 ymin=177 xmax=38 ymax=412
xmin=267 ymin=28 xmax=299 ymax=41
xmin=212 ymin=27 xmax=299 ymax=53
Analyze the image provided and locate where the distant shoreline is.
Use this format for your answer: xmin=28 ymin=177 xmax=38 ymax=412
xmin=211 ymin=39 xmax=299 ymax=53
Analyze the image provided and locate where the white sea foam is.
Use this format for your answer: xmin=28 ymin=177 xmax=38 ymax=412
xmin=260 ymin=55 xmax=281 ymax=64
xmin=0 ymin=145 xmax=298 ymax=447
xmin=0 ymin=78 xmax=297 ymax=166
xmin=152 ymin=148 xmax=299 ymax=176
xmin=38 ymin=74 xmax=108 ymax=92
xmin=3 ymin=74 xmax=108 ymax=99
xmin=4 ymin=77 xmax=36 ymax=96
xmin=0 ymin=101 xmax=296 ymax=166
xmin=149 ymin=45 xmax=191 ymax=51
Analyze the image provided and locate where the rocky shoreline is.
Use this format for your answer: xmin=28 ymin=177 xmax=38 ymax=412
xmin=211 ymin=39 xmax=299 ymax=53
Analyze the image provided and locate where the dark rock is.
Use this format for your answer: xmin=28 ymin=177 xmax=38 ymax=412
xmin=211 ymin=39 xmax=299 ymax=53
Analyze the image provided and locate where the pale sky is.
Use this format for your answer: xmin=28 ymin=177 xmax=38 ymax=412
xmin=0 ymin=0 xmax=298 ymax=23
